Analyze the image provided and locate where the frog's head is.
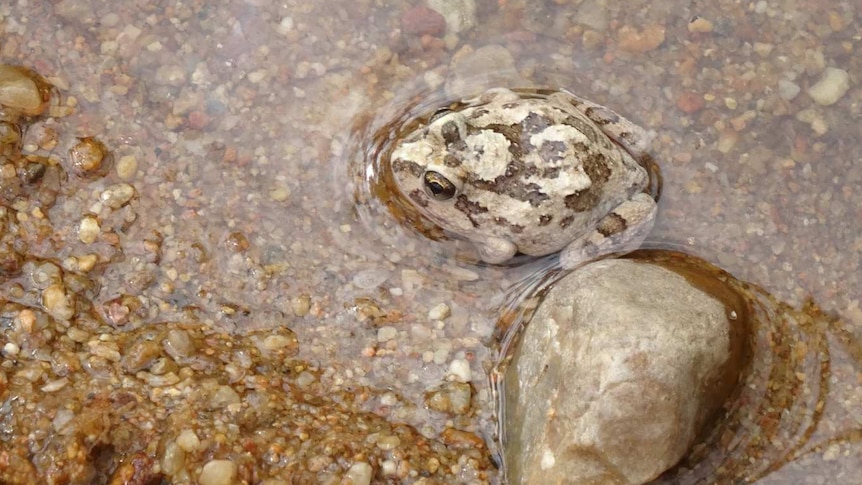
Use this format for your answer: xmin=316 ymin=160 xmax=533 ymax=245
xmin=389 ymin=108 xmax=469 ymax=215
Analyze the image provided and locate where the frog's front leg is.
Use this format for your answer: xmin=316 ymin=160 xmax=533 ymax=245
xmin=474 ymin=236 xmax=518 ymax=264
xmin=559 ymin=193 xmax=657 ymax=270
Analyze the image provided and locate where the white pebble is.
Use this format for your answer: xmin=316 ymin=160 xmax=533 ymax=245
xmin=155 ymin=64 xmax=187 ymax=87
xmin=2 ymin=342 xmax=20 ymax=356
xmin=41 ymin=377 xmax=69 ymax=393
xmin=807 ymin=67 xmax=850 ymax=106
xmin=116 ymin=155 xmax=138 ymax=180
xmin=199 ymin=460 xmax=237 ymax=485
xmin=448 ymin=358 xmax=472 ymax=382
xmin=428 ymin=0 xmax=477 ymax=34
xmin=380 ymin=459 xmax=398 ymax=476
xmin=345 ymin=462 xmax=373 ymax=485
xmin=777 ymin=79 xmax=801 ymax=101
xmin=377 ymin=326 xmax=397 ymax=342
xmin=78 ymin=216 xmax=100 ymax=244
xmin=353 ymin=268 xmax=391 ymax=289
xmin=428 ymin=302 xmax=451 ymax=321
xmin=176 ymin=429 xmax=201 ymax=452
xmin=100 ymin=183 xmax=136 ymax=209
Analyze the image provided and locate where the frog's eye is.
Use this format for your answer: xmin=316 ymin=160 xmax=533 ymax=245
xmin=423 ymin=170 xmax=458 ymax=201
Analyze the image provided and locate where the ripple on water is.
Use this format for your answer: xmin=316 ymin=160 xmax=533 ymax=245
xmin=490 ymin=249 xmax=861 ymax=484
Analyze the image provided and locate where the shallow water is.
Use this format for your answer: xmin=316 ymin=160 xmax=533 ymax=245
xmin=2 ymin=0 xmax=861 ymax=482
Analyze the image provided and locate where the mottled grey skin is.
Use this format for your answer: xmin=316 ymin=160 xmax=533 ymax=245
xmin=390 ymin=88 xmax=657 ymax=268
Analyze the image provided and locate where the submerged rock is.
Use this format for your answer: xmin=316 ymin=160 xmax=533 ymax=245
xmin=0 ymin=64 xmax=52 ymax=117
xmin=501 ymin=258 xmax=746 ymax=484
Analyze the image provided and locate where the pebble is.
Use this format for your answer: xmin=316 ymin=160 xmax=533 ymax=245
xmin=427 ymin=0 xmax=476 ymax=34
xmin=345 ymin=462 xmax=374 ymax=485
xmin=69 ymin=137 xmax=111 ymax=177
xmin=616 ymin=24 xmax=666 ymax=54
xmin=78 ymin=216 xmax=101 ymax=244
xmin=401 ymin=6 xmax=446 ymax=37
xmin=807 ymin=67 xmax=850 ymax=106
xmin=210 ymin=385 xmax=241 ymax=408
xmin=100 ymin=183 xmax=136 ymax=209
xmin=176 ymin=429 xmax=201 ymax=452
xmin=291 ymin=294 xmax=311 ymax=317
xmin=447 ymin=358 xmax=472 ymax=382
xmin=427 ymin=302 xmax=451 ymax=321
xmin=116 ymin=155 xmax=138 ymax=180
xmin=3 ymin=342 xmax=20 ymax=356
xmin=576 ymin=1 xmax=609 ymax=31
xmin=42 ymin=284 xmax=74 ymax=321
xmin=155 ymin=64 xmax=188 ymax=87
xmin=262 ymin=334 xmax=295 ymax=351
xmin=269 ymin=185 xmax=290 ymax=202
xmin=688 ymin=17 xmax=714 ymax=33
xmin=778 ymin=79 xmax=801 ymax=101
xmin=0 ymin=64 xmax=50 ymax=116
xmin=199 ymin=460 xmax=237 ymax=485
xmin=377 ymin=326 xmax=398 ymax=342
xmin=425 ymin=381 xmax=472 ymax=415
xmin=353 ymin=268 xmax=391 ymax=289
xmin=676 ymin=91 xmax=705 ymax=113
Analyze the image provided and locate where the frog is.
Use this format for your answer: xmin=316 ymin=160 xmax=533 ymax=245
xmin=388 ymin=87 xmax=659 ymax=269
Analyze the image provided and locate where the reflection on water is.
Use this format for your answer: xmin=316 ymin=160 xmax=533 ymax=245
xmin=489 ymin=249 xmax=862 ymax=483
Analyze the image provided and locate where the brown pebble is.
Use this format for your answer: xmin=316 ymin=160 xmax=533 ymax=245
xmin=69 ymin=137 xmax=112 ymax=177
xmin=688 ymin=17 xmax=714 ymax=34
xmin=188 ymin=110 xmax=211 ymax=130
xmin=676 ymin=92 xmax=705 ymax=113
xmin=225 ymin=231 xmax=250 ymax=252
xmin=440 ymin=427 xmax=485 ymax=448
xmin=0 ymin=64 xmax=52 ymax=117
xmin=617 ymin=24 xmax=666 ymax=54
xmin=401 ymin=6 xmax=446 ymax=37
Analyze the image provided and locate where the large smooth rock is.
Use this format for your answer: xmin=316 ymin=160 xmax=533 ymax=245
xmin=503 ymin=259 xmax=745 ymax=484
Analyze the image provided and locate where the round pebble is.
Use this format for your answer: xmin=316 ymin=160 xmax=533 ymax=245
xmin=807 ymin=67 xmax=850 ymax=106
xmin=0 ymin=64 xmax=50 ymax=116
xmin=199 ymin=460 xmax=237 ymax=485
xmin=78 ymin=216 xmax=101 ymax=244
xmin=447 ymin=358 xmax=472 ymax=382
xmin=100 ymin=183 xmax=136 ymax=209
xmin=353 ymin=268 xmax=391 ymax=289
xmin=428 ymin=302 xmax=451 ymax=321
xmin=345 ymin=462 xmax=373 ymax=485
xmin=778 ymin=79 xmax=801 ymax=101
xmin=116 ymin=155 xmax=138 ymax=180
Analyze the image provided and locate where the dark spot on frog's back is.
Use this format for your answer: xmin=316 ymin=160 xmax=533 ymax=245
xmin=559 ymin=215 xmax=574 ymax=228
xmin=454 ymin=194 xmax=488 ymax=227
xmin=538 ymin=140 xmax=567 ymax=164
xmin=539 ymin=214 xmax=553 ymax=226
xmin=582 ymin=152 xmax=612 ymax=184
xmin=565 ymin=189 xmax=602 ymax=212
xmin=522 ymin=112 xmax=550 ymax=134
xmin=493 ymin=216 xmax=524 ymax=234
xmin=483 ymin=123 xmax=524 ymax=147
